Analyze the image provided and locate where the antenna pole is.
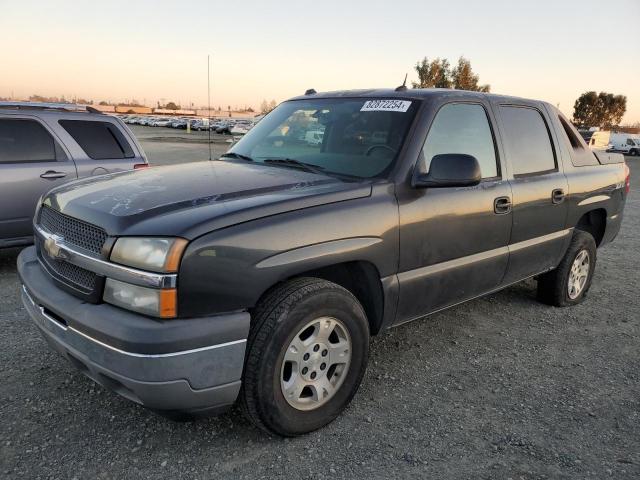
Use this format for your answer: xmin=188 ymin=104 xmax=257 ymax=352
xmin=207 ymin=54 xmax=212 ymax=161
xmin=403 ymin=73 xmax=407 ymax=87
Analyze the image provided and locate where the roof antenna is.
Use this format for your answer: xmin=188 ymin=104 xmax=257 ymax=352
xmin=395 ymin=74 xmax=408 ymax=92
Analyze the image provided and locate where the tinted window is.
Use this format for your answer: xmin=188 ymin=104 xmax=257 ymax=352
xmin=558 ymin=115 xmax=583 ymax=150
xmin=0 ymin=119 xmax=59 ymax=163
xmin=627 ymin=138 xmax=634 ymax=146
xmin=422 ymin=103 xmax=498 ymax=178
xmin=556 ymin=114 xmax=599 ymax=167
xmin=59 ymin=120 xmax=134 ymax=160
xmin=500 ymin=106 xmax=555 ymax=176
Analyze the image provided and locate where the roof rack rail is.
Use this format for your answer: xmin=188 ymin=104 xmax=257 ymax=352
xmin=0 ymin=102 xmax=103 ymax=114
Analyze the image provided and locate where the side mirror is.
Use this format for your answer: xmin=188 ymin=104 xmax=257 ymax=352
xmin=413 ymin=153 xmax=482 ymax=188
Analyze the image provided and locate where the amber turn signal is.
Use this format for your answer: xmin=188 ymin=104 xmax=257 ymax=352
xmin=159 ymin=288 xmax=177 ymax=318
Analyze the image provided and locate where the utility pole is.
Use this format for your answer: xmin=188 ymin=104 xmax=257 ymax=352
xmin=208 ymin=54 xmax=212 ymax=161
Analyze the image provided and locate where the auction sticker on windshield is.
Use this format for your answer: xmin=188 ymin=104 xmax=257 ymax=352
xmin=360 ymin=100 xmax=412 ymax=112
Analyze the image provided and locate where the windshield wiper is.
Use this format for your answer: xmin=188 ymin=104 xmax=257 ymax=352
xmin=263 ymin=158 xmax=326 ymax=175
xmin=220 ymin=152 xmax=254 ymax=162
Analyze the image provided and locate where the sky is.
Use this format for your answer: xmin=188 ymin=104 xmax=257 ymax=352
xmin=1 ymin=0 xmax=639 ymax=122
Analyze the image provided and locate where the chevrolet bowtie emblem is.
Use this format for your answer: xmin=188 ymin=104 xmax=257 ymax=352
xmin=44 ymin=234 xmax=67 ymax=260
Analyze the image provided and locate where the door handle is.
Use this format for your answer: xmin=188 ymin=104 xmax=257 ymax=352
xmin=40 ymin=170 xmax=67 ymax=180
xmin=551 ymin=188 xmax=565 ymax=204
xmin=494 ymin=196 xmax=512 ymax=214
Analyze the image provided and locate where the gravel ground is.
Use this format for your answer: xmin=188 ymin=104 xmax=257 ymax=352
xmin=0 ymin=157 xmax=638 ymax=480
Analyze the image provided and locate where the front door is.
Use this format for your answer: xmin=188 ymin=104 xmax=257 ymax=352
xmin=0 ymin=117 xmax=77 ymax=243
xmin=395 ymin=101 xmax=512 ymax=324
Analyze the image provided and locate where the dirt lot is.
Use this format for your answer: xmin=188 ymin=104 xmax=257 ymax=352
xmin=0 ymin=149 xmax=638 ymax=479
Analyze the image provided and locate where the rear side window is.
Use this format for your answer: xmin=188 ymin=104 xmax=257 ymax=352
xmin=557 ymin=114 xmax=599 ymax=166
xmin=59 ymin=120 xmax=134 ymax=160
xmin=499 ymin=106 xmax=556 ymax=176
xmin=0 ymin=119 xmax=63 ymax=163
xmin=422 ymin=103 xmax=498 ymax=178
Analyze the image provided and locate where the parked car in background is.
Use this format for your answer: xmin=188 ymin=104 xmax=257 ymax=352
xmin=17 ymin=89 xmax=628 ymax=436
xmin=215 ymin=121 xmax=233 ymax=134
xmin=191 ymin=119 xmax=209 ymax=131
xmin=589 ymin=131 xmax=640 ymax=155
xmin=0 ymin=102 xmax=148 ymax=248
xmin=230 ymin=121 xmax=254 ymax=136
xmin=170 ymin=118 xmax=187 ymax=128
xmin=152 ymin=118 xmax=173 ymax=128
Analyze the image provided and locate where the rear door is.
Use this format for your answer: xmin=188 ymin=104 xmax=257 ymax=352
xmin=493 ymin=102 xmax=570 ymax=284
xmin=55 ymin=117 xmax=144 ymax=176
xmin=0 ymin=117 xmax=77 ymax=243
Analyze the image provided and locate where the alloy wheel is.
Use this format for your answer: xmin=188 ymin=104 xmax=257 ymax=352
xmin=568 ymin=249 xmax=590 ymax=300
xmin=280 ymin=317 xmax=352 ymax=411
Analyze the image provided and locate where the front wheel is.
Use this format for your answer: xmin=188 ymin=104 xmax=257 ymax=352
xmin=537 ymin=230 xmax=597 ymax=307
xmin=240 ymin=278 xmax=369 ymax=436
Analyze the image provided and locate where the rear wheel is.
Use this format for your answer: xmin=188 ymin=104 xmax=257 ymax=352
xmin=537 ymin=230 xmax=597 ymax=307
xmin=240 ymin=278 xmax=369 ymax=436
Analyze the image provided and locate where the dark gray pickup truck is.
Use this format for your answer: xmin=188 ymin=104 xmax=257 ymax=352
xmin=18 ymin=88 xmax=629 ymax=436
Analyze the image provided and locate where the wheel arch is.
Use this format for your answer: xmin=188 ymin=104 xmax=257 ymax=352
xmin=254 ymin=260 xmax=386 ymax=336
xmin=575 ymin=208 xmax=607 ymax=247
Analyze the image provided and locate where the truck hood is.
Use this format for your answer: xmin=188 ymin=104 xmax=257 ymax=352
xmin=43 ymin=161 xmax=372 ymax=238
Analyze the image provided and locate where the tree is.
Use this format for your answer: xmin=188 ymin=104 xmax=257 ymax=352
xmin=260 ymin=99 xmax=277 ymax=115
xmin=412 ymin=57 xmax=451 ymax=89
xmin=164 ymin=101 xmax=180 ymax=110
xmin=573 ymin=91 xmax=627 ymax=128
xmin=451 ymin=57 xmax=490 ymax=92
xmin=412 ymin=56 xmax=490 ymax=92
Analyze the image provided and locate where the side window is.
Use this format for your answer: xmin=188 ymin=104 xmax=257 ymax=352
xmin=421 ymin=103 xmax=498 ymax=178
xmin=558 ymin=115 xmax=584 ymax=150
xmin=59 ymin=120 xmax=134 ymax=160
xmin=627 ymin=138 xmax=634 ymax=146
xmin=499 ymin=106 xmax=556 ymax=176
xmin=0 ymin=119 xmax=63 ymax=163
xmin=557 ymin=114 xmax=599 ymax=167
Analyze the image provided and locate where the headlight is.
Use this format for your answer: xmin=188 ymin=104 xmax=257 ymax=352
xmin=110 ymin=237 xmax=188 ymax=272
xmin=104 ymin=278 xmax=177 ymax=318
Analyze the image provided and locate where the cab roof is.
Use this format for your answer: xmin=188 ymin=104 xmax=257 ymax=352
xmin=287 ymin=88 xmax=544 ymax=106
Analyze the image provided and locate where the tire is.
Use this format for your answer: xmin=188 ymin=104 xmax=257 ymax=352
xmin=240 ymin=277 xmax=370 ymax=436
xmin=630 ymin=149 xmax=638 ymax=156
xmin=537 ymin=230 xmax=597 ymax=307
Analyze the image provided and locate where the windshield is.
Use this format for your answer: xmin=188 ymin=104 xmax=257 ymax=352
xmin=225 ymin=98 xmax=419 ymax=178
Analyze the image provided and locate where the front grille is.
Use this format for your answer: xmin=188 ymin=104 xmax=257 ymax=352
xmin=39 ymin=206 xmax=107 ymax=254
xmin=36 ymin=206 xmax=106 ymax=300
xmin=37 ymin=238 xmax=98 ymax=292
